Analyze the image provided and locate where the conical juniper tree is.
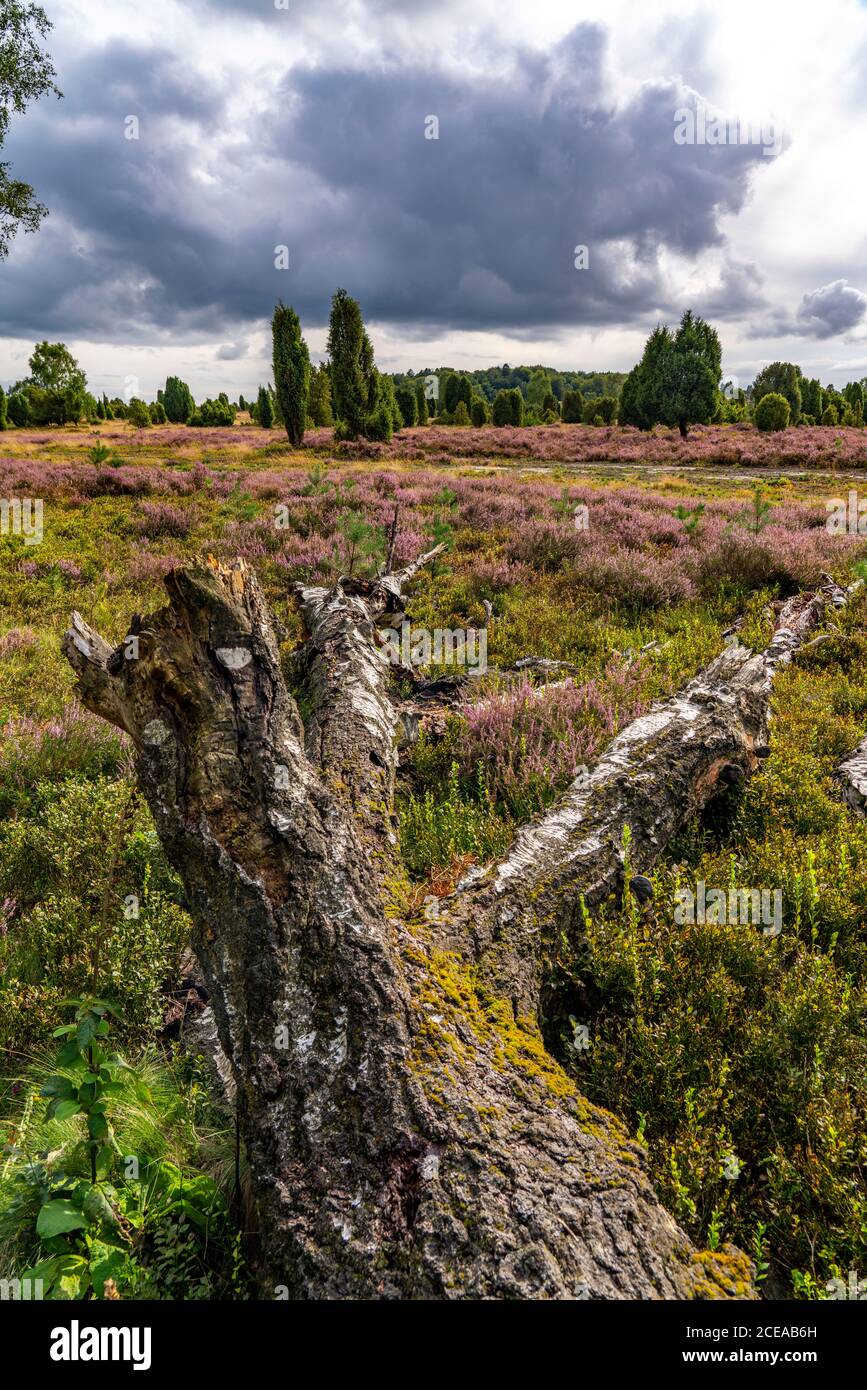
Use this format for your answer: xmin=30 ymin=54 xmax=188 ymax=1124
xmin=272 ymin=301 xmax=310 ymax=447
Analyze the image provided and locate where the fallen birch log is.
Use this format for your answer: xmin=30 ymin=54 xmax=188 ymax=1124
xmin=59 ymin=557 xmax=851 ymax=1301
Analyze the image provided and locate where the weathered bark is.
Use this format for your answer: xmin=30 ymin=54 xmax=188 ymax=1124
xmin=438 ymin=577 xmax=854 ymax=1011
xmin=837 ymin=735 xmax=867 ymax=814
xmin=61 ymin=558 xmax=850 ymax=1301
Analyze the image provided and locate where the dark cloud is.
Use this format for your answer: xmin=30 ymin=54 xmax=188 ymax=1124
xmin=0 ymin=24 xmax=776 ymax=343
xmin=796 ymin=280 xmax=867 ymax=338
xmin=750 ymin=279 xmax=867 ymax=340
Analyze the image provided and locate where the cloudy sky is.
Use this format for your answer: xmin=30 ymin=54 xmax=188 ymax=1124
xmin=2 ymin=0 xmax=867 ymax=400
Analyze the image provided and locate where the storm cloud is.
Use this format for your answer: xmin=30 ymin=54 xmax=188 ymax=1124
xmin=0 ymin=21 xmax=775 ymax=343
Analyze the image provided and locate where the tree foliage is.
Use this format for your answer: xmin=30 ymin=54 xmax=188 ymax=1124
xmin=527 ymin=368 xmax=552 ymax=409
xmin=12 ymin=340 xmax=87 ymax=424
xmin=272 ymin=301 xmax=310 ymax=447
xmin=192 ymin=397 xmax=235 ymax=427
xmin=257 ymin=384 xmax=273 ymax=430
xmin=309 ymin=363 xmax=333 ymax=427
xmin=395 ymin=383 xmax=417 ymax=428
xmin=751 ymin=362 xmax=802 ymax=425
xmin=6 ymin=389 xmax=28 ymax=425
xmin=561 ymin=389 xmax=585 ymax=424
xmin=327 ymin=289 xmax=394 ymax=441
xmin=0 ymin=2 xmax=61 ymax=257
xmin=163 ymin=376 xmax=195 ymax=424
xmin=620 ymin=312 xmax=720 ymax=438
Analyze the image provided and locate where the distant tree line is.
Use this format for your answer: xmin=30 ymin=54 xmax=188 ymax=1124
xmin=3 ymin=315 xmax=866 ymax=440
xmin=391 ymin=364 xmax=626 ymax=405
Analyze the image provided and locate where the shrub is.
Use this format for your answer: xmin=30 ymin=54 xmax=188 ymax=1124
xmin=126 ymin=398 xmax=151 ymax=429
xmin=149 ymin=400 xmax=167 ymax=424
xmin=491 ymin=390 xmax=512 ymax=426
xmin=6 ymin=391 xmax=30 ymax=426
xmin=507 ymin=388 xmax=524 ymax=425
xmin=821 ymin=403 xmax=839 ymax=426
xmin=470 ymin=397 xmax=488 ymax=427
xmin=395 ymin=385 xmax=417 ymax=428
xmin=0 ymin=1005 xmax=242 ymax=1299
xmin=372 ymin=373 xmax=400 ymax=439
xmin=584 ymin=394 xmax=617 ymax=425
xmin=364 ymin=393 xmax=394 ymax=442
xmin=754 ymin=392 xmax=791 ymax=432
xmin=454 ymin=401 xmax=470 ymax=426
xmin=0 ymin=385 xmax=7 ymax=430
xmin=136 ymin=501 xmax=193 ymax=538
xmin=163 ymin=377 xmax=194 ymax=424
xmin=751 ymin=362 xmax=802 ymax=424
xmin=561 ymin=389 xmax=585 ymax=423
xmin=442 ymin=373 xmax=460 ymax=414
xmin=193 ymin=398 xmax=235 ymax=427
xmin=0 ymin=776 xmax=190 ymax=1048
xmin=0 ymin=704 xmax=125 ymax=820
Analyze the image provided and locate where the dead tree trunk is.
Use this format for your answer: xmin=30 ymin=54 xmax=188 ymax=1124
xmin=837 ymin=735 xmax=867 ymax=814
xmin=61 ymin=559 xmax=849 ymax=1300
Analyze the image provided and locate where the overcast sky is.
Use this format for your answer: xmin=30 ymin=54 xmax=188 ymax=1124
xmin=2 ymin=0 xmax=867 ymax=400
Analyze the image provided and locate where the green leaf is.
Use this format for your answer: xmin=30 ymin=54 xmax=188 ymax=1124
xmin=83 ymin=1186 xmax=117 ymax=1228
xmin=22 ymin=1254 xmax=88 ymax=1296
xmin=88 ymin=1113 xmax=109 ymax=1141
xmin=90 ymin=1244 xmax=127 ymax=1298
xmin=36 ymin=1198 xmax=88 ymax=1238
xmin=77 ymin=1015 xmax=98 ymax=1049
xmin=48 ymin=1099 xmax=82 ymax=1122
xmin=91 ymin=1000 xmax=122 ymax=1018
xmin=41 ymin=1075 xmax=74 ymax=1100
